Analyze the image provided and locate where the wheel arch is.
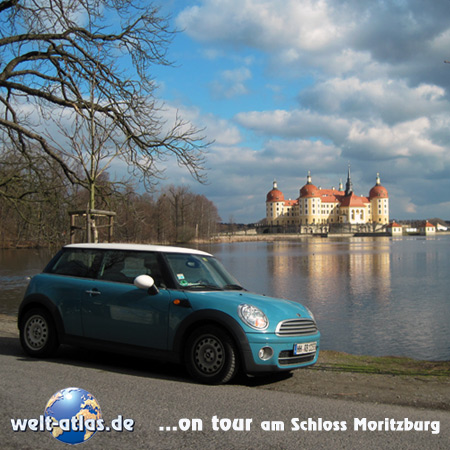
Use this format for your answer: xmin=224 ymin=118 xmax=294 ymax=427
xmin=18 ymin=294 xmax=65 ymax=339
xmin=173 ymin=309 xmax=250 ymax=369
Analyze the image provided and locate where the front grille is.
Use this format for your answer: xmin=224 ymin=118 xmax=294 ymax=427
xmin=276 ymin=319 xmax=318 ymax=337
xmin=278 ymin=351 xmax=316 ymax=366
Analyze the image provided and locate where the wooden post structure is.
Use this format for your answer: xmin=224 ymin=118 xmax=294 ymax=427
xmin=69 ymin=209 xmax=117 ymax=244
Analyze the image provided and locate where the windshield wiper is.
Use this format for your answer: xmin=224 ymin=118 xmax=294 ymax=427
xmin=224 ymin=284 xmax=245 ymax=291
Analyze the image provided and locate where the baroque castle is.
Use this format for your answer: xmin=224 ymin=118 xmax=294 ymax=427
xmin=266 ymin=168 xmax=389 ymax=231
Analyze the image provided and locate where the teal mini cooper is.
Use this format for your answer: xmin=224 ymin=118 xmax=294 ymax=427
xmin=18 ymin=243 xmax=320 ymax=384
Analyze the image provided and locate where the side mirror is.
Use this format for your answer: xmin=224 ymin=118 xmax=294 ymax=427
xmin=134 ymin=274 xmax=159 ymax=296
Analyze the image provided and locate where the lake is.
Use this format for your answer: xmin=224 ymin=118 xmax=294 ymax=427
xmin=1 ymin=236 xmax=449 ymax=361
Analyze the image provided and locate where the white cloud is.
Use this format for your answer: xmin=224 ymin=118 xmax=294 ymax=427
xmin=177 ymin=0 xmax=450 ymax=84
xmin=210 ymin=67 xmax=252 ymax=99
xmin=300 ymin=78 xmax=448 ymax=124
xmin=346 ymin=117 xmax=450 ymax=168
xmin=177 ymin=0 xmax=346 ymax=52
xmin=235 ymin=109 xmax=350 ymax=144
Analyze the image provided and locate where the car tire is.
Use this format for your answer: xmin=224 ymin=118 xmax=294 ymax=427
xmin=185 ymin=325 xmax=239 ymax=385
xmin=20 ymin=308 xmax=59 ymax=358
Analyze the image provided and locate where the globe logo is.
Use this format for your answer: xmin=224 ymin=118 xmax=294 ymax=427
xmin=44 ymin=387 xmax=102 ymax=445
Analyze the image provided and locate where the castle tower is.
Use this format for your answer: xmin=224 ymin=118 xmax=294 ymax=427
xmin=299 ymin=172 xmax=320 ymax=225
xmin=369 ymin=173 xmax=389 ymax=224
xmin=266 ymin=180 xmax=285 ymax=225
xmin=345 ymin=164 xmax=353 ymax=196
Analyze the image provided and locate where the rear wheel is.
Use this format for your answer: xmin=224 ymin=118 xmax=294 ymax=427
xmin=185 ymin=325 xmax=239 ymax=384
xmin=20 ymin=308 xmax=59 ymax=357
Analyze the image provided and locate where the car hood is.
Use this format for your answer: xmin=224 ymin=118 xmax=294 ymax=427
xmin=184 ymin=289 xmax=313 ymax=332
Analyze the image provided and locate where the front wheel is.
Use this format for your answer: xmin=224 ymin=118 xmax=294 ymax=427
xmin=20 ymin=308 xmax=59 ymax=357
xmin=185 ymin=326 xmax=239 ymax=384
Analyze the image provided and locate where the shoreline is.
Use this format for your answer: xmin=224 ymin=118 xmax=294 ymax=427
xmin=1 ymin=314 xmax=448 ymax=410
xmin=193 ymin=231 xmax=450 ymax=244
xmin=2 ymin=231 xmax=450 ymax=249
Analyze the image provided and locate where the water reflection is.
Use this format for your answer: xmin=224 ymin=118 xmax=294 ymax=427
xmin=206 ymin=237 xmax=450 ymax=361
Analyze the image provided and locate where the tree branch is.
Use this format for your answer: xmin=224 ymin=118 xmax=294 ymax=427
xmin=0 ymin=0 xmax=18 ymax=14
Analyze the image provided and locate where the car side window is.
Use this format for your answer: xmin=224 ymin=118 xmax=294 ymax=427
xmin=99 ymin=251 xmax=132 ymax=283
xmin=48 ymin=249 xmax=101 ymax=278
xmin=99 ymin=251 xmax=166 ymax=287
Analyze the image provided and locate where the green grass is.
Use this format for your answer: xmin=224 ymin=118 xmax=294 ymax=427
xmin=314 ymin=351 xmax=450 ymax=377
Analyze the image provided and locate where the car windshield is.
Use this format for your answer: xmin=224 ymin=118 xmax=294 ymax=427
xmin=164 ymin=253 xmax=243 ymax=290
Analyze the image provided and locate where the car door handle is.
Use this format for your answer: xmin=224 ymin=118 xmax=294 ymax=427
xmin=85 ymin=289 xmax=101 ymax=296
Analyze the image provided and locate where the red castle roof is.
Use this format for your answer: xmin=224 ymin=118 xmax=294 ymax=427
xmin=369 ymin=184 xmax=388 ymax=199
xmin=266 ymin=189 xmax=284 ymax=202
xmin=266 ymin=172 xmax=388 ymax=208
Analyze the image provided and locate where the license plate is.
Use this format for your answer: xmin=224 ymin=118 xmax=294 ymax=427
xmin=294 ymin=342 xmax=317 ymax=355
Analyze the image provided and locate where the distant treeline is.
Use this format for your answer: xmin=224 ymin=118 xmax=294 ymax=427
xmin=0 ymin=176 xmax=220 ymax=248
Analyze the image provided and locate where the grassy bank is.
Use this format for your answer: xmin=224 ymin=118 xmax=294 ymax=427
xmin=314 ymin=350 xmax=450 ymax=378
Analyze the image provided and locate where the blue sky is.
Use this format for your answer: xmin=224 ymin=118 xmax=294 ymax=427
xmin=147 ymin=0 xmax=450 ymax=223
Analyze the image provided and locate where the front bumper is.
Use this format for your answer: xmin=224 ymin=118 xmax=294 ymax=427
xmin=240 ymin=332 xmax=320 ymax=374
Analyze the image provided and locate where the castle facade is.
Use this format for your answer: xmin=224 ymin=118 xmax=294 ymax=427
xmin=266 ymin=168 xmax=389 ymax=228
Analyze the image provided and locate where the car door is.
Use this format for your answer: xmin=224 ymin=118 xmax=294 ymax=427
xmin=80 ymin=251 xmax=172 ymax=350
xmin=44 ymin=248 xmax=102 ymax=336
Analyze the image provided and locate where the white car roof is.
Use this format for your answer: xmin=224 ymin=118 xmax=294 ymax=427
xmin=65 ymin=243 xmax=212 ymax=256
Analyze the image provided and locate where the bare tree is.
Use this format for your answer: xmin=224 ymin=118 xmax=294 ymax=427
xmin=156 ymin=185 xmax=220 ymax=243
xmin=0 ymin=147 xmax=71 ymax=246
xmin=0 ymin=0 xmax=209 ymax=208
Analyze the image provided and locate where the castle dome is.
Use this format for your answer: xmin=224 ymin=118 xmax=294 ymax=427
xmin=300 ymin=171 xmax=319 ymax=198
xmin=369 ymin=173 xmax=388 ymax=199
xmin=300 ymin=183 xmax=319 ymax=198
xmin=266 ymin=180 xmax=285 ymax=202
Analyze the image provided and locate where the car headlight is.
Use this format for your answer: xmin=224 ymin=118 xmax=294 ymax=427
xmin=238 ymin=304 xmax=269 ymax=330
xmin=304 ymin=306 xmax=315 ymax=322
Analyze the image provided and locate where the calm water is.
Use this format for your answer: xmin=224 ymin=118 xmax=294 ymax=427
xmin=200 ymin=236 xmax=450 ymax=361
xmin=1 ymin=237 xmax=449 ymax=360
